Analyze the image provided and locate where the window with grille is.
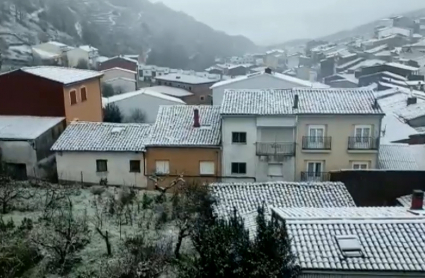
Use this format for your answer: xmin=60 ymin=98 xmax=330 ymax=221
xmin=130 ymin=160 xmax=141 ymax=173
xmin=81 ymin=87 xmax=87 ymax=102
xmin=232 ymin=132 xmax=247 ymax=144
xmin=96 ymin=160 xmax=107 ymax=172
xmin=70 ymin=90 xmax=77 ymax=105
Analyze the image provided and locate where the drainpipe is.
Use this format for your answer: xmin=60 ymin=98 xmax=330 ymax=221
xmin=294 ymin=115 xmax=299 ymax=181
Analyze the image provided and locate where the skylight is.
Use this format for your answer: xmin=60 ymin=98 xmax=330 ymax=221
xmin=335 ymin=235 xmax=363 ymax=258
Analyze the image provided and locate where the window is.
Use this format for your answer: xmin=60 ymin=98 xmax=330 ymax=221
xmin=306 ymin=161 xmax=323 ymax=180
xmin=352 ymin=162 xmax=368 ymax=170
xmin=96 ymin=160 xmax=108 ymax=172
xmin=189 ymin=86 xmax=192 ymax=91
xmin=155 ymin=160 xmax=169 ymax=174
xmin=231 ymin=162 xmax=246 ymax=174
xmin=70 ymin=90 xmax=77 ymax=105
xmin=354 ymin=125 xmax=371 ymax=143
xmin=200 ymin=161 xmax=215 ymax=175
xmin=308 ymin=125 xmax=325 ymax=148
xmin=232 ymin=132 xmax=247 ymax=144
xmin=335 ymin=235 xmax=363 ymax=257
xmin=268 ymin=163 xmax=283 ymax=176
xmin=80 ymin=87 xmax=87 ymax=102
xmin=130 ymin=160 xmax=141 ymax=173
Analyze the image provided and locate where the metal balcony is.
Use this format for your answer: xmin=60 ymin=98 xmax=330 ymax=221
xmin=300 ymin=172 xmax=330 ymax=182
xmin=302 ymin=136 xmax=332 ymax=150
xmin=348 ymin=137 xmax=379 ymax=150
xmin=256 ymin=142 xmax=295 ymax=156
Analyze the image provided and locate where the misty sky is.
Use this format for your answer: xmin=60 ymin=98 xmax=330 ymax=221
xmin=150 ymin=0 xmax=425 ymax=45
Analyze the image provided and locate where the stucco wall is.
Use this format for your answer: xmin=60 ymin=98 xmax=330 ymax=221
xmin=212 ymin=74 xmax=307 ymax=106
xmin=295 ymin=115 xmax=382 ymax=180
xmin=145 ymin=147 xmax=221 ymax=189
xmin=0 ymin=140 xmax=39 ymax=178
xmin=102 ymin=69 xmax=136 ymax=81
xmin=104 ymin=78 xmax=137 ymax=94
xmin=67 ymin=48 xmax=89 ymax=68
xmin=63 ymin=78 xmax=103 ymax=123
xmin=56 ymin=152 xmax=147 ymax=187
xmin=112 ymin=93 xmax=185 ymax=124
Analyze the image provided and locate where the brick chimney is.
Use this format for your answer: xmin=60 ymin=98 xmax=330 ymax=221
xmin=193 ymin=108 xmax=200 ymax=128
xmin=411 ymin=190 xmax=424 ymax=210
xmin=293 ymin=94 xmax=299 ymax=109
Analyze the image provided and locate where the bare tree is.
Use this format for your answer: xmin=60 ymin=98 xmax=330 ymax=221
xmin=0 ymin=174 xmax=32 ymax=214
xmin=125 ymin=108 xmax=147 ymax=123
xmin=31 ymin=197 xmax=90 ymax=274
xmin=91 ymin=196 xmax=112 ymax=256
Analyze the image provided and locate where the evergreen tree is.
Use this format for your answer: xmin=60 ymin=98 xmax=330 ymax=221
xmin=103 ymin=103 xmax=122 ymax=123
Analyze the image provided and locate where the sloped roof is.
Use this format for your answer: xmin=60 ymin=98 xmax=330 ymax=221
xmin=280 ymin=208 xmax=425 ymax=272
xmin=379 ymin=144 xmax=425 ymax=170
xmin=147 ymin=105 xmax=221 ymax=147
xmin=156 ymin=73 xmax=219 ymax=84
xmin=211 ymin=181 xmax=356 ymax=217
xmin=220 ymin=88 xmax=383 ymax=116
xmin=210 ymin=71 xmax=329 ymax=89
xmin=0 ymin=116 xmax=64 ymax=140
xmin=397 ymin=194 xmax=424 ymax=208
xmin=51 ymin=122 xmax=151 ymax=152
xmin=21 ymin=66 xmax=103 ymax=85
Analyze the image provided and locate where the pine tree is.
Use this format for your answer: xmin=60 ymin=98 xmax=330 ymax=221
xmin=103 ymin=103 xmax=122 ymax=123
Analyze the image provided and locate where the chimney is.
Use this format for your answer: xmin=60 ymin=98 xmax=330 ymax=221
xmin=411 ymin=190 xmax=424 ymax=210
xmin=293 ymin=94 xmax=299 ymax=109
xmin=407 ymin=96 xmax=417 ymax=106
xmin=265 ymin=67 xmax=272 ymax=74
xmin=193 ymin=109 xmax=200 ymax=128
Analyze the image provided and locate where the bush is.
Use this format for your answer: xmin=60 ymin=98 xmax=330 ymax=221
xmin=101 ymin=83 xmax=115 ymax=97
xmin=103 ymin=103 xmax=123 ymax=123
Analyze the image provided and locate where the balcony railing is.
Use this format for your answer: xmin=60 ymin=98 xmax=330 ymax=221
xmin=302 ymin=136 xmax=332 ymax=150
xmin=348 ymin=137 xmax=379 ymax=150
xmin=256 ymin=142 xmax=295 ymax=156
xmin=300 ymin=172 xmax=330 ymax=182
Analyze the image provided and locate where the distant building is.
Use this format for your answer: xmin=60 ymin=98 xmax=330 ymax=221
xmin=101 ymin=67 xmax=138 ymax=94
xmin=155 ymin=73 xmax=219 ymax=105
xmin=99 ymin=56 xmax=138 ymax=73
xmin=0 ymin=116 xmax=65 ymax=180
xmin=0 ymin=66 xmax=104 ymax=123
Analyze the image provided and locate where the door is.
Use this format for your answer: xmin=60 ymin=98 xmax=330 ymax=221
xmin=306 ymin=162 xmax=323 ymax=181
xmin=308 ymin=126 xmax=325 ymax=149
xmin=354 ymin=126 xmax=371 ymax=149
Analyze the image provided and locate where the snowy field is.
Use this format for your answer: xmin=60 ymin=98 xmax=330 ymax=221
xmin=2 ymin=183 xmax=180 ymax=277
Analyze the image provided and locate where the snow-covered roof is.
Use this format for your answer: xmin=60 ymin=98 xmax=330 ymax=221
xmin=282 ymin=209 xmax=425 ymax=272
xmin=386 ymin=62 xmax=419 ymax=71
xmin=397 ymin=194 xmax=425 ymax=208
xmin=32 ymin=47 xmax=60 ymax=59
xmin=380 ymin=114 xmax=419 ymax=144
xmin=103 ymin=89 xmax=185 ymax=107
xmin=0 ymin=116 xmax=64 ymax=140
xmin=101 ymin=56 xmax=138 ymax=65
xmin=211 ymin=181 xmax=355 ymax=217
xmin=348 ymin=59 xmax=386 ymax=71
xmin=147 ymin=106 xmax=221 ymax=147
xmin=148 ymin=86 xmax=193 ymax=97
xmin=79 ymin=45 xmax=98 ymax=52
xmin=101 ymin=67 xmax=137 ymax=74
xmin=103 ymin=77 xmax=137 ymax=84
xmin=47 ymin=41 xmax=68 ymax=47
xmin=378 ymin=144 xmax=425 ymax=170
xmin=96 ymin=56 xmax=109 ymax=63
xmin=336 ymin=58 xmax=364 ymax=70
xmin=272 ymin=206 xmax=421 ymax=220
xmin=210 ymin=71 xmax=329 ymax=89
xmin=21 ymin=66 xmax=103 ymax=85
xmin=220 ymin=88 xmax=383 ymax=116
xmin=51 ymin=122 xmax=151 ymax=152
xmin=395 ymin=101 xmax=425 ymax=121
xmin=378 ymin=26 xmax=412 ymax=38
xmin=364 ymin=44 xmax=388 ymax=54
xmin=156 ymin=73 xmax=220 ymax=84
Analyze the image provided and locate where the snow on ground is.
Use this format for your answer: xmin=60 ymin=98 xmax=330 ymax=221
xmin=4 ymin=184 xmax=182 ymax=277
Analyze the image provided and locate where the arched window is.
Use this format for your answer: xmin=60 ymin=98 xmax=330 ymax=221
xmin=80 ymin=87 xmax=87 ymax=102
xmin=70 ymin=90 xmax=77 ymax=105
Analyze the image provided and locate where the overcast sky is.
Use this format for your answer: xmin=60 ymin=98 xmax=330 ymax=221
xmin=150 ymin=0 xmax=425 ymax=45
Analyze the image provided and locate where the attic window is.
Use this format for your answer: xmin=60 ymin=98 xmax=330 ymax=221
xmin=335 ymin=235 xmax=363 ymax=258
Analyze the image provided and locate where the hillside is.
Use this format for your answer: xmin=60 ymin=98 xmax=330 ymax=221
xmin=0 ymin=0 xmax=258 ymax=70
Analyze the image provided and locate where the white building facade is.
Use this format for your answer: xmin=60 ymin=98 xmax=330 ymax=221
xmin=221 ymin=115 xmax=296 ymax=183
xmin=52 ymin=122 xmax=151 ymax=187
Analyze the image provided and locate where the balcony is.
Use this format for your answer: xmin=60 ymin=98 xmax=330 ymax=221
xmin=300 ymin=172 xmax=330 ymax=182
xmin=348 ymin=137 xmax=379 ymax=151
xmin=256 ymin=142 xmax=295 ymax=156
xmin=302 ymin=136 xmax=332 ymax=151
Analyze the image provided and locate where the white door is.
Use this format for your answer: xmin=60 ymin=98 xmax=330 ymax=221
xmin=354 ymin=126 xmax=371 ymax=149
xmin=308 ymin=126 xmax=325 ymax=149
xmin=306 ymin=162 xmax=323 ymax=181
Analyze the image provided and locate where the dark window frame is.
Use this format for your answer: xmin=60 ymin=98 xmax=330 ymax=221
xmin=231 ymin=162 xmax=247 ymax=174
xmin=232 ymin=132 xmax=247 ymax=144
xmin=70 ymin=90 xmax=77 ymax=105
xmin=130 ymin=160 xmax=141 ymax=173
xmin=96 ymin=159 xmax=108 ymax=172
xmin=80 ymin=87 xmax=87 ymax=102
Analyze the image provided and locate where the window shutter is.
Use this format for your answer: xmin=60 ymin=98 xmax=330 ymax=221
xmin=70 ymin=90 xmax=77 ymax=105
xmin=200 ymin=162 xmax=215 ymax=175
xmin=81 ymin=87 xmax=87 ymax=101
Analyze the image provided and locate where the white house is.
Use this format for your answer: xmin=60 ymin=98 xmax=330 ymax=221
xmin=32 ymin=41 xmax=73 ymax=65
xmin=102 ymin=67 xmax=138 ymax=93
xmin=0 ymin=116 xmax=65 ymax=180
xmin=102 ymin=88 xmax=186 ymax=123
xmin=67 ymin=45 xmax=99 ymax=68
xmin=210 ymin=69 xmax=329 ymax=105
xmin=51 ymin=122 xmax=151 ymax=187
